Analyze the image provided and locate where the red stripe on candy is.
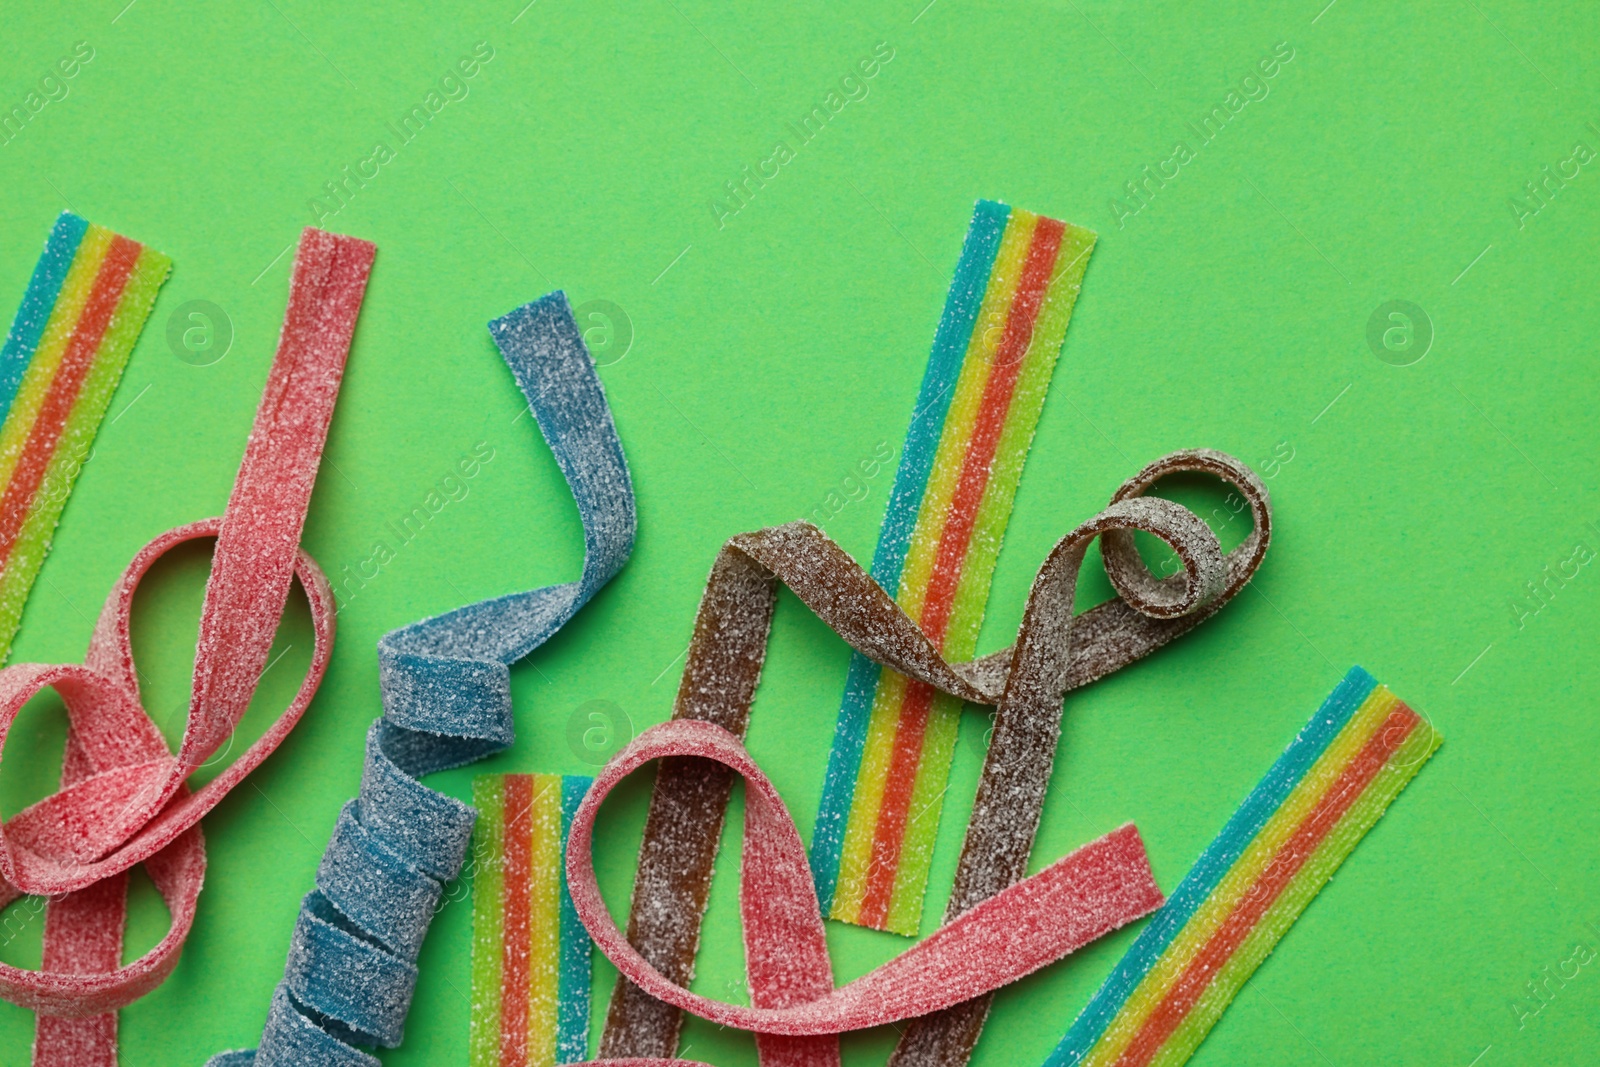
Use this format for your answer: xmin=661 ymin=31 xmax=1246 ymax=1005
xmin=501 ymin=775 xmax=533 ymax=1067
xmin=856 ymin=678 xmax=936 ymax=927
xmin=856 ymin=218 xmax=1066 ymax=926
xmin=0 ymin=236 xmax=140 ymax=571
xmin=1114 ymin=706 xmax=1420 ymax=1067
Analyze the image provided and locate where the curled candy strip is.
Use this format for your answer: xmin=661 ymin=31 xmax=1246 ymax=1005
xmin=600 ymin=450 xmax=1272 ymax=1066
xmin=568 ymin=718 xmax=1164 ymax=1065
xmin=208 ymin=292 xmax=635 ymax=1066
xmin=0 ymin=228 xmax=373 ymax=1067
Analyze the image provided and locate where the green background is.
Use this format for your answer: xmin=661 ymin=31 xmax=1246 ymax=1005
xmin=1 ymin=1 xmax=1597 ymax=1064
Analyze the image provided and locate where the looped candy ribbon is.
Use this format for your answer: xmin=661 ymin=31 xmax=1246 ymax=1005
xmin=0 ymin=228 xmax=374 ymax=1067
xmin=600 ymin=450 xmax=1272 ymax=1067
xmin=208 ymin=291 xmax=635 ymax=1066
xmin=568 ymin=718 xmax=1164 ymax=1067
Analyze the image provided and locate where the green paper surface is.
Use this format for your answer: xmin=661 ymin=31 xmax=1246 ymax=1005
xmin=1 ymin=3 xmax=1597 ymax=1066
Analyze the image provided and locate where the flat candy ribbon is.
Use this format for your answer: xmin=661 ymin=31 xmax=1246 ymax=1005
xmin=208 ymin=291 xmax=635 ymax=1066
xmin=600 ymin=450 xmax=1272 ymax=1065
xmin=816 ymin=199 xmax=1098 ymax=935
xmin=1046 ymin=668 xmax=1440 ymax=1067
xmin=0 ymin=228 xmax=373 ymax=1067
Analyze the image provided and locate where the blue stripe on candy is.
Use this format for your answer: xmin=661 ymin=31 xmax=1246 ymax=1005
xmin=0 ymin=213 xmax=88 ymax=426
xmin=868 ymin=198 xmax=1012 ymax=594
xmin=557 ymin=774 xmax=594 ymax=1064
xmin=809 ymin=199 xmax=1011 ymax=911
xmin=1044 ymin=666 xmax=1378 ymax=1066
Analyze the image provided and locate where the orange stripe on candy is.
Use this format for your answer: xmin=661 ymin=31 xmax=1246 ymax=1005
xmin=500 ymin=775 xmax=533 ymax=1067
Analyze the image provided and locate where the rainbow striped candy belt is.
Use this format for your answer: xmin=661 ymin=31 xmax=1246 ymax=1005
xmin=813 ymin=199 xmax=1097 ymax=936
xmin=0 ymin=212 xmax=171 ymax=660
xmin=1047 ymin=667 xmax=1440 ymax=1067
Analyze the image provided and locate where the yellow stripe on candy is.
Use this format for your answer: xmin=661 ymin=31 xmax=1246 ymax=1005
xmin=1081 ymin=686 xmax=1398 ymax=1067
xmin=0 ymin=225 xmax=112 ymax=494
xmin=894 ymin=210 xmax=1037 ymax=626
xmin=832 ymin=667 xmax=910 ymax=923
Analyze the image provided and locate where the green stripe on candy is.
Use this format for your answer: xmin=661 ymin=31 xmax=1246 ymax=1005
xmin=470 ymin=776 xmax=505 ymax=1067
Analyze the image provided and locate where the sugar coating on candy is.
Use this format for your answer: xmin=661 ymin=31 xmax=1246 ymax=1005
xmin=601 ymin=450 xmax=1272 ymax=1065
xmin=0 ymin=213 xmax=171 ymax=663
xmin=1047 ymin=668 xmax=1440 ymax=1067
xmin=208 ymin=291 xmax=635 ymax=1066
xmin=470 ymin=774 xmax=593 ymax=1067
xmin=0 ymin=227 xmax=370 ymax=1067
xmin=816 ymin=199 xmax=1097 ymax=937
xmin=572 ymin=717 xmax=1162 ymax=1048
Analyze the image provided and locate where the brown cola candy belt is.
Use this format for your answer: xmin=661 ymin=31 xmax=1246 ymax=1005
xmin=599 ymin=448 xmax=1272 ymax=1066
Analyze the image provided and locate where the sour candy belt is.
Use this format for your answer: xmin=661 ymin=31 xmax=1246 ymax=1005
xmin=815 ymin=199 xmax=1096 ymax=936
xmin=1046 ymin=668 xmax=1440 ymax=1067
xmin=0 ymin=212 xmax=171 ymax=661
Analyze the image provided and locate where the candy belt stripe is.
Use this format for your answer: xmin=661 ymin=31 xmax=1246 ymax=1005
xmin=0 ymin=212 xmax=170 ymax=660
xmin=1047 ymin=667 xmax=1441 ymax=1067
xmin=816 ymin=199 xmax=1097 ymax=933
xmin=472 ymin=773 xmax=593 ymax=1067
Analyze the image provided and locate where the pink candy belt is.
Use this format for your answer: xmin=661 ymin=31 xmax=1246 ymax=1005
xmin=0 ymin=229 xmax=373 ymax=1067
xmin=563 ymin=718 xmax=1165 ymax=1067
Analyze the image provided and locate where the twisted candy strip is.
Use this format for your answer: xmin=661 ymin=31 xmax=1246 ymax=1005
xmin=889 ymin=451 xmax=1271 ymax=1067
xmin=600 ymin=451 xmax=1272 ymax=1067
xmin=209 ymin=291 xmax=635 ymax=1066
xmin=0 ymin=228 xmax=373 ymax=1067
